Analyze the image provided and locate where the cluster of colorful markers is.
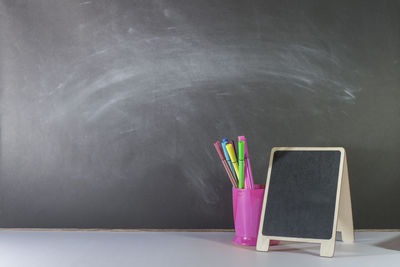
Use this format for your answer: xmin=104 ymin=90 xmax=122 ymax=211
xmin=213 ymin=136 xmax=255 ymax=189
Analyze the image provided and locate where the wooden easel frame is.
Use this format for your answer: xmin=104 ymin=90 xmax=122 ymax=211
xmin=256 ymin=147 xmax=354 ymax=257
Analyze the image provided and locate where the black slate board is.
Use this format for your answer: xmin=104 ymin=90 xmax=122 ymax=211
xmin=262 ymin=150 xmax=342 ymax=239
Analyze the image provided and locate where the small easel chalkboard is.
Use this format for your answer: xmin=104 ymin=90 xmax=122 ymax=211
xmin=256 ymin=147 xmax=354 ymax=257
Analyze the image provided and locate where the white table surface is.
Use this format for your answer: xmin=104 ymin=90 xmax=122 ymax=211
xmin=1 ymin=230 xmax=400 ymax=267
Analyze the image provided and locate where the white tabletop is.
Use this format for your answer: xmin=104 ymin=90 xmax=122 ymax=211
xmin=1 ymin=230 xmax=399 ymax=267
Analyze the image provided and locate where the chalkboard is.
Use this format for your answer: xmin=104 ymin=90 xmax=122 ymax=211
xmin=261 ymin=149 xmax=342 ymax=239
xmin=0 ymin=0 xmax=399 ymax=229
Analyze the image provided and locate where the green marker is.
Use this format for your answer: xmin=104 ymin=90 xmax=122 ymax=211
xmin=238 ymin=141 xmax=245 ymax=189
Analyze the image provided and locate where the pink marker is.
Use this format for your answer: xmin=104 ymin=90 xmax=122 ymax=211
xmin=238 ymin=136 xmax=254 ymax=189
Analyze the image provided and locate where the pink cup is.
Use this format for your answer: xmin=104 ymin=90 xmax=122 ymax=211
xmin=232 ymin=184 xmax=280 ymax=246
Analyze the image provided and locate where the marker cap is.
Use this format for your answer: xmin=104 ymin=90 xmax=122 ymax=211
xmin=238 ymin=141 xmax=245 ymax=160
xmin=213 ymin=141 xmax=225 ymax=160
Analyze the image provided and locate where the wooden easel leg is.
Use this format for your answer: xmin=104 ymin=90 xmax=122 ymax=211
xmin=337 ymin=154 xmax=354 ymax=243
xmin=320 ymin=240 xmax=335 ymax=257
xmin=256 ymin=236 xmax=270 ymax=251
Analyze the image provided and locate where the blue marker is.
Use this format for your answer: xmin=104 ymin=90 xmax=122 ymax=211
xmin=222 ymin=138 xmax=237 ymax=180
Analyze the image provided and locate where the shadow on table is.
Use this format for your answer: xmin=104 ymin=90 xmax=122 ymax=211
xmin=173 ymin=232 xmax=400 ymax=258
xmin=374 ymin=234 xmax=400 ymax=251
xmin=170 ymin=232 xmax=321 ymax=255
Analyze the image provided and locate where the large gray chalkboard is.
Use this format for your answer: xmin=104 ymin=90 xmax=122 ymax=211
xmin=0 ymin=0 xmax=399 ymax=229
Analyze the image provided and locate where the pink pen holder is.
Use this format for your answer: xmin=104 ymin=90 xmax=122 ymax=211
xmin=232 ymin=185 xmax=280 ymax=246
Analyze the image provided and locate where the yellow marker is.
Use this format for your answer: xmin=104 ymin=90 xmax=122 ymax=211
xmin=226 ymin=143 xmax=239 ymax=178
